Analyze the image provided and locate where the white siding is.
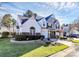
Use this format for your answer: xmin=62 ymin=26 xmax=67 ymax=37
xmin=38 ymin=18 xmax=47 ymax=28
xmin=20 ymin=16 xmax=41 ymax=33
xmin=41 ymin=29 xmax=48 ymax=38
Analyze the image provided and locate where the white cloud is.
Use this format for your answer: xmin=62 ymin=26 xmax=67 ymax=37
xmin=43 ymin=2 xmax=77 ymax=11
xmin=44 ymin=2 xmax=60 ymax=9
xmin=0 ymin=7 xmax=9 ymax=12
xmin=57 ymin=2 xmax=65 ymax=10
xmin=57 ymin=18 xmax=64 ymax=25
xmin=0 ymin=6 xmax=24 ymax=14
xmin=65 ymin=2 xmax=76 ymax=8
xmin=63 ymin=2 xmax=77 ymax=9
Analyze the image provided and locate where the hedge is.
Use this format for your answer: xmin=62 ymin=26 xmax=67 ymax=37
xmin=15 ymin=34 xmax=44 ymax=41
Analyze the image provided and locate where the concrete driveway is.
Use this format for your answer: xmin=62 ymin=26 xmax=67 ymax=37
xmin=65 ymin=38 xmax=79 ymax=57
xmin=65 ymin=46 xmax=79 ymax=57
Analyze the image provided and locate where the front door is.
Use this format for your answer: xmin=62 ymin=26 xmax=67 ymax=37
xmin=49 ymin=31 xmax=56 ymax=39
xmin=30 ymin=27 xmax=35 ymax=35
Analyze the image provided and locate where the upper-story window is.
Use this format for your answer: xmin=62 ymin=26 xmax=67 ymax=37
xmin=56 ymin=25 xmax=60 ymax=29
xmin=43 ymin=23 xmax=45 ymax=26
xmin=16 ymin=26 xmax=19 ymax=29
xmin=47 ymin=23 xmax=52 ymax=28
xmin=43 ymin=21 xmax=45 ymax=27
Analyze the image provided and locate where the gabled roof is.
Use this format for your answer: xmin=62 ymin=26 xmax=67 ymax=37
xmin=18 ymin=15 xmax=28 ymax=19
xmin=36 ymin=17 xmax=44 ymax=21
xmin=21 ymin=19 xmax=28 ymax=24
xmin=21 ymin=17 xmax=44 ymax=24
xmin=53 ymin=19 xmax=57 ymax=24
xmin=18 ymin=15 xmax=29 ymax=25
xmin=45 ymin=14 xmax=54 ymax=21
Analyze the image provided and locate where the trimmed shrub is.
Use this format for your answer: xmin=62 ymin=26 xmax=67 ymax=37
xmin=15 ymin=35 xmax=29 ymax=41
xmin=2 ymin=32 xmax=9 ymax=38
xmin=15 ymin=34 xmax=44 ymax=41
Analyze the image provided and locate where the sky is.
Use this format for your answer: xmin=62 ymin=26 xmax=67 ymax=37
xmin=0 ymin=2 xmax=79 ymax=25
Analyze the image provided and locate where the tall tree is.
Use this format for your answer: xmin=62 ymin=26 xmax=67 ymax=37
xmin=12 ymin=19 xmax=16 ymax=33
xmin=1 ymin=14 xmax=13 ymax=37
xmin=24 ymin=10 xmax=33 ymax=17
xmin=2 ymin=14 xmax=12 ymax=28
xmin=34 ymin=13 xmax=37 ymax=19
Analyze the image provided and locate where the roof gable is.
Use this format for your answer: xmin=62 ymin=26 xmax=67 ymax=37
xmin=53 ymin=19 xmax=57 ymax=24
xmin=21 ymin=19 xmax=28 ymax=24
xmin=45 ymin=14 xmax=54 ymax=21
xmin=18 ymin=15 xmax=29 ymax=25
xmin=36 ymin=17 xmax=44 ymax=21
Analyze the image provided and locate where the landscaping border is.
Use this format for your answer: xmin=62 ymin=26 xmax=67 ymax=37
xmin=10 ymin=38 xmax=44 ymax=44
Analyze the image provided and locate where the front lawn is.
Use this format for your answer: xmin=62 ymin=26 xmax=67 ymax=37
xmin=71 ymin=40 xmax=79 ymax=43
xmin=0 ymin=38 xmax=68 ymax=57
xmin=0 ymin=38 xmax=42 ymax=57
xmin=21 ymin=43 xmax=68 ymax=57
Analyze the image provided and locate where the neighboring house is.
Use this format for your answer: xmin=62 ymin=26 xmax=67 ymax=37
xmin=70 ymin=27 xmax=79 ymax=34
xmin=0 ymin=25 xmax=9 ymax=33
xmin=69 ymin=23 xmax=79 ymax=31
xmin=0 ymin=15 xmax=9 ymax=33
xmin=68 ymin=27 xmax=79 ymax=38
xmin=60 ymin=24 xmax=79 ymax=38
xmin=61 ymin=24 xmax=70 ymax=37
xmin=15 ymin=12 xmax=61 ymax=41
xmin=0 ymin=23 xmax=16 ymax=33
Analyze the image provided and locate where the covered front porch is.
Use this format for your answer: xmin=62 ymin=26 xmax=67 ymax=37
xmin=48 ymin=29 xmax=63 ymax=39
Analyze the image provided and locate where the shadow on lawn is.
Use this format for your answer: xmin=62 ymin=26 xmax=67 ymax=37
xmin=13 ymin=43 xmax=43 ymax=57
xmin=43 ymin=42 xmax=62 ymax=47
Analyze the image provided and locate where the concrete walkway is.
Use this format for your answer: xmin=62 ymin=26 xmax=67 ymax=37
xmin=65 ymin=46 xmax=79 ymax=57
xmin=49 ymin=40 xmax=76 ymax=57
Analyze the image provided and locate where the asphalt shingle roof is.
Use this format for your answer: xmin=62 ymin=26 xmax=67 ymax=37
xmin=45 ymin=14 xmax=54 ymax=21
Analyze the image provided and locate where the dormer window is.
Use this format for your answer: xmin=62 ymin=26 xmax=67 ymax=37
xmin=43 ymin=22 xmax=45 ymax=27
xmin=16 ymin=26 xmax=19 ymax=29
xmin=43 ymin=23 xmax=45 ymax=26
xmin=56 ymin=25 xmax=60 ymax=29
xmin=47 ymin=23 xmax=52 ymax=28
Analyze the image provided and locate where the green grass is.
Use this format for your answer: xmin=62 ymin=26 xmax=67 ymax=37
xmin=21 ymin=43 xmax=68 ymax=57
xmin=71 ymin=40 xmax=79 ymax=43
xmin=0 ymin=38 xmax=42 ymax=57
xmin=0 ymin=38 xmax=68 ymax=57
